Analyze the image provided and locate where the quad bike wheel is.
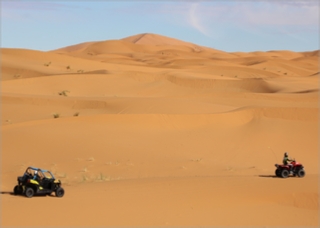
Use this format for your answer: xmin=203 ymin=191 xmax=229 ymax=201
xmin=297 ymin=169 xmax=305 ymax=178
xmin=275 ymin=169 xmax=281 ymax=177
xmin=55 ymin=187 xmax=65 ymax=197
xmin=281 ymin=169 xmax=289 ymax=178
xmin=13 ymin=185 xmax=23 ymax=195
xmin=25 ymin=187 xmax=34 ymax=198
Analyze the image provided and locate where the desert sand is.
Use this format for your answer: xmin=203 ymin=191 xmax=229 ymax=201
xmin=1 ymin=33 xmax=319 ymax=227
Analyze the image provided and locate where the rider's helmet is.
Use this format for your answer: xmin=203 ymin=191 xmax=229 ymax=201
xmin=284 ymin=152 xmax=288 ymax=157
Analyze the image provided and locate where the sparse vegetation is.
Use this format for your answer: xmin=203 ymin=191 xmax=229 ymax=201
xmin=81 ymin=175 xmax=89 ymax=182
xmin=44 ymin=62 xmax=51 ymax=67
xmin=53 ymin=113 xmax=60 ymax=118
xmin=226 ymin=166 xmax=234 ymax=171
xmin=66 ymin=65 xmax=71 ymax=70
xmin=74 ymin=112 xmax=80 ymax=117
xmin=97 ymin=173 xmax=109 ymax=181
xmin=58 ymin=90 xmax=70 ymax=96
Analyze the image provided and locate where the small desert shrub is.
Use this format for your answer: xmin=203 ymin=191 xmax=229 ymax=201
xmin=44 ymin=62 xmax=51 ymax=67
xmin=53 ymin=113 xmax=60 ymax=118
xmin=66 ymin=65 xmax=71 ymax=70
xmin=58 ymin=90 xmax=69 ymax=96
xmin=97 ymin=173 xmax=106 ymax=181
xmin=74 ymin=112 xmax=80 ymax=117
xmin=81 ymin=175 xmax=89 ymax=182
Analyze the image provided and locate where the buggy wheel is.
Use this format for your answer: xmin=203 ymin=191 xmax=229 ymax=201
xmin=281 ymin=169 xmax=289 ymax=178
xmin=55 ymin=187 xmax=64 ymax=197
xmin=297 ymin=169 xmax=305 ymax=178
xmin=275 ymin=169 xmax=281 ymax=177
xmin=25 ymin=187 xmax=34 ymax=198
xmin=13 ymin=185 xmax=22 ymax=195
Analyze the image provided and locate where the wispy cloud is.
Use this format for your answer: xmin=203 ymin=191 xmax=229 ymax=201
xmin=188 ymin=3 xmax=211 ymax=37
xmin=183 ymin=1 xmax=318 ymax=35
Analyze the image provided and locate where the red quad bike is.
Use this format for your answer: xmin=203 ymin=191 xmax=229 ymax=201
xmin=275 ymin=159 xmax=305 ymax=178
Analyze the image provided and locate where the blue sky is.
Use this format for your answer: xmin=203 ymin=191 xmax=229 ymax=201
xmin=1 ymin=0 xmax=319 ymax=52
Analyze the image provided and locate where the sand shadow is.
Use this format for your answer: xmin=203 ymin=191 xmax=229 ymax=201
xmin=1 ymin=191 xmax=27 ymax=197
xmin=0 ymin=191 xmax=14 ymax=195
xmin=0 ymin=191 xmax=51 ymax=197
xmin=258 ymin=175 xmax=279 ymax=178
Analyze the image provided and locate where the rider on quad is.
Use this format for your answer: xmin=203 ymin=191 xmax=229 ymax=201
xmin=283 ymin=152 xmax=294 ymax=173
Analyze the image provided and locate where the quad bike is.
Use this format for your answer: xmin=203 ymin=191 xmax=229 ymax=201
xmin=13 ymin=167 xmax=65 ymax=198
xmin=275 ymin=159 xmax=305 ymax=178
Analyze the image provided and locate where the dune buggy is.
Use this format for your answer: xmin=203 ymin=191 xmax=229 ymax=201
xmin=13 ymin=166 xmax=65 ymax=198
xmin=275 ymin=159 xmax=305 ymax=178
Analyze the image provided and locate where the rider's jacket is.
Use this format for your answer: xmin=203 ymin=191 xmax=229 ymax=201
xmin=283 ymin=156 xmax=292 ymax=165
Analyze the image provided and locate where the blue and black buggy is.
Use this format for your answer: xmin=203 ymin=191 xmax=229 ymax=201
xmin=13 ymin=167 xmax=65 ymax=198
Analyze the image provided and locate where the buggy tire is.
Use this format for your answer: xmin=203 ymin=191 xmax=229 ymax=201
xmin=281 ymin=169 xmax=289 ymax=178
xmin=275 ymin=169 xmax=281 ymax=177
xmin=297 ymin=169 xmax=305 ymax=178
xmin=13 ymin=185 xmax=22 ymax=195
xmin=25 ymin=187 xmax=34 ymax=198
xmin=55 ymin=187 xmax=64 ymax=197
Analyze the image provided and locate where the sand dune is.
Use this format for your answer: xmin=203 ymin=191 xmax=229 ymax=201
xmin=1 ymin=33 xmax=319 ymax=227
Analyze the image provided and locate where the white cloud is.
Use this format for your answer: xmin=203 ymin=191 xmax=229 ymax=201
xmin=187 ymin=2 xmax=218 ymax=38
xmin=183 ymin=1 xmax=318 ymax=37
xmin=188 ymin=3 xmax=207 ymax=35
